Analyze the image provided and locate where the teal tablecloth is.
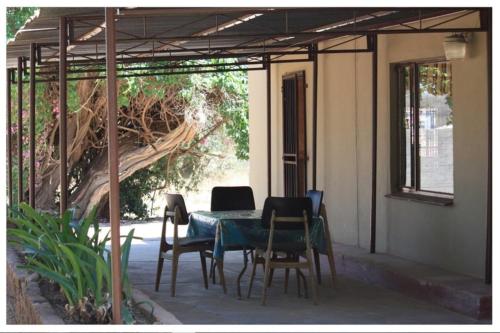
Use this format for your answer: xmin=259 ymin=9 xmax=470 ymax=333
xmin=187 ymin=210 xmax=327 ymax=260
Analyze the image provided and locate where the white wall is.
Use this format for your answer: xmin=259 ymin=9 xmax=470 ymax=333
xmin=248 ymin=13 xmax=488 ymax=277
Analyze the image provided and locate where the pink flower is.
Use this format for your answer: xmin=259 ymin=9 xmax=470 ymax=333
xmin=52 ymin=106 xmax=60 ymax=115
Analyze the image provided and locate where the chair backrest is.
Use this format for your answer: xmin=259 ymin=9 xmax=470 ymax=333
xmin=306 ymin=190 xmax=324 ymax=217
xmin=210 ymin=186 xmax=256 ymax=211
xmin=165 ymin=193 xmax=189 ymax=225
xmin=261 ymin=197 xmax=313 ymax=230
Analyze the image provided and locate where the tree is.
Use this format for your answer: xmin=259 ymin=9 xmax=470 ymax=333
xmin=8 ymin=10 xmax=249 ymax=219
xmin=7 ymin=7 xmax=36 ymax=39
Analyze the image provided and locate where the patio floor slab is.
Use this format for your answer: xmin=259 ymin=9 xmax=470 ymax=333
xmin=118 ymin=221 xmax=491 ymax=325
xmin=333 ymin=243 xmax=492 ymax=319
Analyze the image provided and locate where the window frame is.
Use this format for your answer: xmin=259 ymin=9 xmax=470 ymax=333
xmin=389 ymin=58 xmax=454 ymax=206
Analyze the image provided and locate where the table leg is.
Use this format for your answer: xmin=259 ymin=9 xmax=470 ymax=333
xmin=313 ymin=248 xmax=321 ymax=285
xmin=216 ymin=257 xmax=227 ymax=294
xmin=237 ymin=249 xmax=249 ymax=299
xmin=213 ymin=222 xmax=227 ymax=293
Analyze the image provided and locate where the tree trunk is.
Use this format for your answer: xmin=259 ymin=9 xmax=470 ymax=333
xmin=32 ymin=77 xmax=225 ymax=218
xmin=69 ymin=122 xmax=196 ymax=219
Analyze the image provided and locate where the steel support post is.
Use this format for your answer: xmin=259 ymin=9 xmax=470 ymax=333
xmin=312 ymin=44 xmax=318 ymax=190
xmin=29 ymin=43 xmax=36 ymax=208
xmin=105 ymin=7 xmax=123 ymax=324
xmin=483 ymin=8 xmax=492 ymax=285
xmin=7 ymin=69 xmax=13 ymax=209
xmin=59 ymin=17 xmax=68 ymax=215
xmin=17 ymin=57 xmax=23 ymax=204
xmin=370 ymin=34 xmax=378 ymax=254
xmin=266 ymin=55 xmax=272 ymax=197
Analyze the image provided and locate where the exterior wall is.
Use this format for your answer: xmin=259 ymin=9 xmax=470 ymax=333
xmin=248 ymin=13 xmax=488 ymax=278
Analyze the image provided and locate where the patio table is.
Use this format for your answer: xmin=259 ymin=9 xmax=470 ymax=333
xmin=187 ymin=209 xmax=335 ymax=297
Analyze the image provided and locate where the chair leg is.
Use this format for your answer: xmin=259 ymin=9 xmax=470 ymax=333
xmin=247 ymin=254 xmax=258 ymax=298
xmin=313 ymin=248 xmax=321 ymax=285
xmin=298 ymin=269 xmax=308 ymax=299
xmin=268 ymin=269 xmax=274 ymax=287
xmin=261 ymin=255 xmax=272 ymax=305
xmin=199 ymin=251 xmax=208 ymax=289
xmin=296 ymin=268 xmax=301 ymax=297
xmin=155 ymin=252 xmax=165 ymax=292
xmin=307 ymin=249 xmax=319 ymax=305
xmin=284 ymin=268 xmax=290 ymax=294
xmin=170 ymin=253 xmax=179 ymax=297
xmin=267 ymin=252 xmax=277 ymax=287
xmin=327 ymin=245 xmax=337 ymax=286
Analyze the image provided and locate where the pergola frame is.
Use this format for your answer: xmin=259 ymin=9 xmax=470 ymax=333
xmin=6 ymin=7 xmax=492 ymax=324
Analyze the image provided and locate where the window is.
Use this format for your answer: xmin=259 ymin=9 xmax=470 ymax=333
xmin=391 ymin=61 xmax=454 ymax=203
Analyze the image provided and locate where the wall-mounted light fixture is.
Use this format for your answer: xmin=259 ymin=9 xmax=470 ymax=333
xmin=443 ymin=33 xmax=469 ymax=60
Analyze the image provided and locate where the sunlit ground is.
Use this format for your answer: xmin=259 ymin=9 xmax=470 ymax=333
xmin=99 ymin=159 xmax=249 ymax=245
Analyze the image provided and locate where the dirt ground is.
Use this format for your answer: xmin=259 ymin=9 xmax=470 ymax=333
xmin=7 ymin=289 xmax=16 ymax=324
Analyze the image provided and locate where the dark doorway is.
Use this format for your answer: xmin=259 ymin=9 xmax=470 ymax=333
xmin=282 ymin=71 xmax=307 ymax=197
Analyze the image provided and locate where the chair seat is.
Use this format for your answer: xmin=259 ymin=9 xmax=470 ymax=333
xmin=178 ymin=237 xmax=214 ymax=247
xmin=251 ymin=241 xmax=306 ymax=253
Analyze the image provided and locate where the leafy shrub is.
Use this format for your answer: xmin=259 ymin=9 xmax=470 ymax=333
xmin=8 ymin=203 xmax=138 ymax=324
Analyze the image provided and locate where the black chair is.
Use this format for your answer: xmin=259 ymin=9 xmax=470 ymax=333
xmin=210 ymin=186 xmax=256 ymax=211
xmin=209 ymin=186 xmax=256 ymax=296
xmin=247 ymin=197 xmax=318 ymax=305
xmin=306 ymin=190 xmax=324 ymax=284
xmin=306 ymin=190 xmax=324 ymax=218
xmin=155 ymin=194 xmax=214 ymax=296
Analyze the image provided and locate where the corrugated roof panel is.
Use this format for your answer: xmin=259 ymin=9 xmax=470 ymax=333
xmin=6 ymin=7 xmax=476 ymax=68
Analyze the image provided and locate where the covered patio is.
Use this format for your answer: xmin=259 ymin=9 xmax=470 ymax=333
xmin=6 ymin=7 xmax=492 ymax=325
xmin=110 ymin=222 xmax=484 ymax=324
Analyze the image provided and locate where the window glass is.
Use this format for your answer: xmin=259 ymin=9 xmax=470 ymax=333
xmin=417 ymin=62 xmax=453 ymax=194
xmin=403 ymin=66 xmax=412 ymax=188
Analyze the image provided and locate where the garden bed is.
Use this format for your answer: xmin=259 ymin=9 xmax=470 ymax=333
xmin=7 ymin=245 xmax=175 ymax=325
xmin=7 ymin=245 xmax=64 ymax=324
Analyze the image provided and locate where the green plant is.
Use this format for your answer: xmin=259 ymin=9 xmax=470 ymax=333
xmin=8 ymin=203 xmax=139 ymax=324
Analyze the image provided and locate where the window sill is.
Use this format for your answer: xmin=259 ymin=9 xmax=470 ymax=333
xmin=385 ymin=191 xmax=454 ymax=206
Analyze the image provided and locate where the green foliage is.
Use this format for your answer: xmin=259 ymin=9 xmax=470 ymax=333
xmin=117 ymin=67 xmax=249 ymax=219
xmin=7 ymin=7 xmax=36 ymax=39
xmin=8 ymin=203 xmax=139 ymax=324
xmin=209 ymin=63 xmax=249 ymax=160
xmin=120 ymin=168 xmax=159 ymax=219
xmin=117 ymin=62 xmax=249 ymax=160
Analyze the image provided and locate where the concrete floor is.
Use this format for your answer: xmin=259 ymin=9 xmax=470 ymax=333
xmin=117 ymin=222 xmax=485 ymax=325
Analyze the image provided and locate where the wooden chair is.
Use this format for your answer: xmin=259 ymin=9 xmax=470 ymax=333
xmin=247 ymin=197 xmax=318 ymax=305
xmin=154 ymin=194 xmax=214 ymax=297
xmin=283 ymin=191 xmax=335 ymax=287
